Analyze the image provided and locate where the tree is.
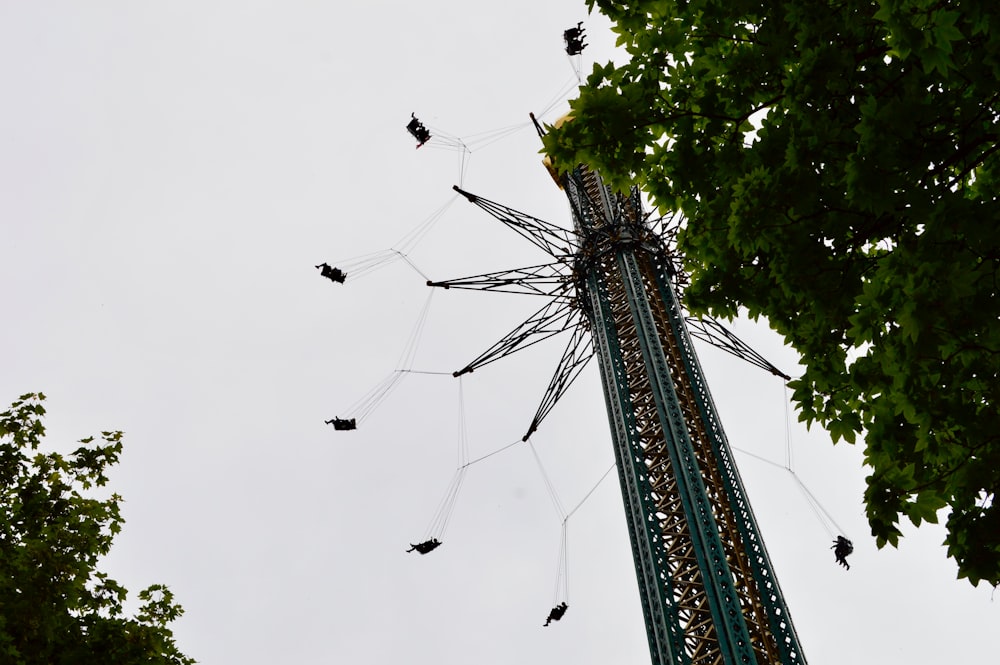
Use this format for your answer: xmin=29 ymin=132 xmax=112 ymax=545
xmin=543 ymin=0 xmax=1000 ymax=586
xmin=0 ymin=393 xmax=195 ymax=664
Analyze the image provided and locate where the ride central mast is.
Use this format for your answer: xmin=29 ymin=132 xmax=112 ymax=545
xmin=556 ymin=158 xmax=806 ymax=664
xmin=427 ymin=115 xmax=807 ymax=663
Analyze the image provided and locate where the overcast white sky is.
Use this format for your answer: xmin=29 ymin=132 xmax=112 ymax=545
xmin=2 ymin=3 xmax=998 ymax=664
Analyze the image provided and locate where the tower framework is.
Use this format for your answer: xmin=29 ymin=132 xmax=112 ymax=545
xmin=432 ymin=145 xmax=807 ymax=663
xmin=564 ymin=164 xmax=805 ymax=665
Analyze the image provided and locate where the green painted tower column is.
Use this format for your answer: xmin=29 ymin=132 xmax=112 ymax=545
xmin=562 ymin=163 xmax=806 ymax=665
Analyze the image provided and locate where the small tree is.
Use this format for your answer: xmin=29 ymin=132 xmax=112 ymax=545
xmin=544 ymin=0 xmax=1000 ymax=586
xmin=0 ymin=393 xmax=194 ymax=664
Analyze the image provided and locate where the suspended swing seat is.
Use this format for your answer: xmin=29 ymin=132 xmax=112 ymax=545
xmin=563 ymin=23 xmax=587 ymax=55
xmin=832 ymin=535 xmax=854 ymax=570
xmin=407 ymin=538 xmax=442 ymax=555
xmin=326 ymin=417 xmax=357 ymax=431
xmin=543 ymin=602 xmax=568 ymax=627
xmin=406 ymin=113 xmax=432 ymax=148
xmin=316 ymin=263 xmax=347 ymax=283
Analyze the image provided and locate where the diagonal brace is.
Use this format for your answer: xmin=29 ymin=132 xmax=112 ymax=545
xmin=427 ymin=261 xmax=572 ymax=298
xmin=522 ymin=316 xmax=594 ymax=440
xmin=453 ymin=185 xmax=578 ymax=257
xmin=685 ymin=316 xmax=791 ymax=380
xmin=453 ymin=298 xmax=576 ymax=377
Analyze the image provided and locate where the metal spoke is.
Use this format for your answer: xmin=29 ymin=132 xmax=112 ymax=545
xmin=427 ymin=261 xmax=573 ymax=299
xmin=522 ymin=316 xmax=594 ymax=440
xmin=453 ymin=185 xmax=579 ymax=257
xmin=685 ymin=317 xmax=791 ymax=380
xmin=452 ymin=298 xmax=577 ymax=377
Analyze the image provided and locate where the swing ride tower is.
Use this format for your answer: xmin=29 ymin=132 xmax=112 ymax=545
xmin=428 ymin=118 xmax=807 ymax=662
xmin=388 ymin=110 xmax=808 ymax=663
xmin=552 ymin=160 xmax=806 ymax=665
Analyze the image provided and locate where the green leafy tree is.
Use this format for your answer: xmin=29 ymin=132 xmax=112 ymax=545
xmin=544 ymin=0 xmax=1000 ymax=586
xmin=0 ymin=393 xmax=195 ymax=664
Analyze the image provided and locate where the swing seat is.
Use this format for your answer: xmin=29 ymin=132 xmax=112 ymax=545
xmin=412 ymin=538 xmax=441 ymax=554
xmin=406 ymin=114 xmax=432 ymax=147
xmin=332 ymin=418 xmax=356 ymax=431
xmin=563 ymin=24 xmax=586 ymax=55
xmin=320 ymin=266 xmax=346 ymax=283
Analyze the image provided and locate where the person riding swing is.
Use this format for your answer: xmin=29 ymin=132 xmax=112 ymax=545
xmin=406 ymin=113 xmax=431 ymax=148
xmin=563 ymin=22 xmax=587 ymax=55
xmin=832 ymin=535 xmax=854 ymax=569
xmin=325 ymin=417 xmax=356 ymax=430
xmin=406 ymin=538 xmax=442 ymax=554
xmin=543 ymin=602 xmax=568 ymax=626
xmin=316 ymin=263 xmax=346 ymax=283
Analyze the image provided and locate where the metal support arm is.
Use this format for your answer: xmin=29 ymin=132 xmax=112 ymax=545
xmin=427 ymin=262 xmax=572 ymax=299
xmin=522 ymin=317 xmax=594 ymax=440
xmin=452 ymin=298 xmax=576 ymax=377
xmin=453 ymin=185 xmax=578 ymax=257
xmin=685 ymin=317 xmax=791 ymax=380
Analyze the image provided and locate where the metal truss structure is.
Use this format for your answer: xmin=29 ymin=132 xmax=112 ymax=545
xmin=428 ymin=133 xmax=806 ymax=664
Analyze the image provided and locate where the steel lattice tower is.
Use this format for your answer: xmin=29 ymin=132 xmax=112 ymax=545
xmin=429 ymin=128 xmax=807 ymax=664
xmin=561 ymin=163 xmax=805 ymax=665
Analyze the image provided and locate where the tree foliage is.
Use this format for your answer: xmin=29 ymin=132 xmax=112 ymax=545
xmin=544 ymin=0 xmax=1000 ymax=586
xmin=0 ymin=393 xmax=194 ymax=664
